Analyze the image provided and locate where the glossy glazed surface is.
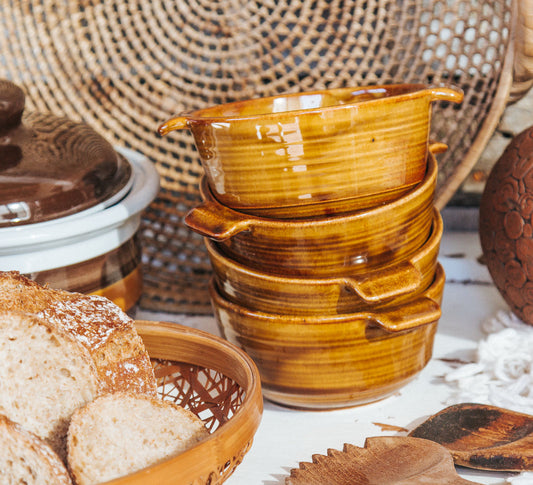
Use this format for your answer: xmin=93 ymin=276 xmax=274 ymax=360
xmin=207 ymin=209 xmax=442 ymax=315
xmin=187 ymin=152 xmax=437 ymax=277
xmin=211 ymin=264 xmax=445 ymax=409
xmin=160 ymin=83 xmax=462 ymax=216
xmin=0 ymin=149 xmax=159 ymax=314
xmin=28 ymin=236 xmax=142 ymax=314
xmin=0 ymin=80 xmax=132 ymax=227
xmin=0 ymin=148 xmax=159 ymax=271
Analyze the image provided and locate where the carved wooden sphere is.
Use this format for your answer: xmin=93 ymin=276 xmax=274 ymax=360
xmin=479 ymin=126 xmax=533 ymax=325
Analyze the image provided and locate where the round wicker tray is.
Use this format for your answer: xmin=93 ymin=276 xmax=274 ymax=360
xmin=1 ymin=1 xmax=532 ymax=313
xmin=104 ymin=320 xmax=263 ymax=485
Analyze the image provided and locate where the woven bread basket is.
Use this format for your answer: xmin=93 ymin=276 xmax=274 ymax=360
xmin=105 ymin=320 xmax=263 ymax=485
xmin=1 ymin=1 xmax=532 ymax=314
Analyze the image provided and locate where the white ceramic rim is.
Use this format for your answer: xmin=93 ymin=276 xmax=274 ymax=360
xmin=0 ymin=147 xmax=160 ymax=272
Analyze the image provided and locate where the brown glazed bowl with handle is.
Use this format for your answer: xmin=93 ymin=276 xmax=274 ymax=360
xmin=186 ymin=151 xmax=437 ymax=277
xmin=159 ymin=84 xmax=462 ymax=217
xmin=210 ymin=263 xmax=445 ymax=410
xmin=206 ymin=208 xmax=442 ymax=316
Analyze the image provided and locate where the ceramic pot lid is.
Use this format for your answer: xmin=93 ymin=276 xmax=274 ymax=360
xmin=0 ymin=79 xmax=132 ymax=227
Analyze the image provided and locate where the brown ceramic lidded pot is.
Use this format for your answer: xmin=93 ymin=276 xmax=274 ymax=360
xmin=0 ymin=79 xmax=132 ymax=227
xmin=0 ymin=79 xmax=160 ymax=314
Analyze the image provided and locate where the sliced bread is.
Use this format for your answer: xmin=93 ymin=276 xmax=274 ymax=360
xmin=0 ymin=271 xmax=157 ymax=396
xmin=0 ymin=413 xmax=72 ymax=485
xmin=0 ymin=311 xmax=100 ymax=462
xmin=67 ymin=392 xmax=209 ymax=485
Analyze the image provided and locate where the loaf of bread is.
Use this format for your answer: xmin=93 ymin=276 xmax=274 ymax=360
xmin=0 ymin=311 xmax=100 ymax=462
xmin=0 ymin=271 xmax=157 ymax=396
xmin=0 ymin=413 xmax=73 ymax=485
xmin=67 ymin=392 xmax=209 ymax=485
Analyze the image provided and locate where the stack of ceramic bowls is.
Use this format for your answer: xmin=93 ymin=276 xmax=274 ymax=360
xmin=160 ymin=83 xmax=463 ymax=409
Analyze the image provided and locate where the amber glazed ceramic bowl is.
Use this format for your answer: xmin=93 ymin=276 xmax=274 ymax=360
xmin=210 ymin=264 xmax=444 ymax=410
xmin=106 ymin=320 xmax=263 ymax=485
xmin=206 ymin=209 xmax=442 ymax=316
xmin=159 ymin=83 xmax=462 ymax=217
xmin=186 ymin=152 xmax=437 ymax=277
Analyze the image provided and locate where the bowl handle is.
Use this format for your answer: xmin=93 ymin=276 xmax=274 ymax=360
xmin=185 ymin=202 xmax=252 ymax=240
xmin=158 ymin=116 xmax=189 ymax=136
xmin=428 ymin=86 xmax=464 ymax=104
xmin=342 ymin=261 xmax=422 ymax=303
xmin=366 ymin=296 xmax=442 ymax=333
xmin=429 ymin=140 xmax=448 ymax=154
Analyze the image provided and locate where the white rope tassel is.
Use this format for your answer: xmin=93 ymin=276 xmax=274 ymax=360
xmin=445 ymin=311 xmax=533 ymax=415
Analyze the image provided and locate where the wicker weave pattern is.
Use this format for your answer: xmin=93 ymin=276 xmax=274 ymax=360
xmin=153 ymin=359 xmax=245 ymax=433
xmin=153 ymin=359 xmax=248 ymax=484
xmin=0 ymin=1 xmax=515 ymax=313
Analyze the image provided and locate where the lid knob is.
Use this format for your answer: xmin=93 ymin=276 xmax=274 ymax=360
xmin=0 ymin=79 xmax=25 ymax=132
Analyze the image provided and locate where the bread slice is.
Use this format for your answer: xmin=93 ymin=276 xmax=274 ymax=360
xmin=0 ymin=271 xmax=157 ymax=396
xmin=0 ymin=413 xmax=72 ymax=485
xmin=0 ymin=311 xmax=100 ymax=462
xmin=67 ymin=392 xmax=209 ymax=485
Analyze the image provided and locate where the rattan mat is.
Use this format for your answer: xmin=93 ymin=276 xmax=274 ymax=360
xmin=0 ymin=1 xmax=525 ymax=313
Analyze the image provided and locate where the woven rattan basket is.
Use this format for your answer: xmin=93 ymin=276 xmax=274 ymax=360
xmin=2 ymin=1 xmax=533 ymax=314
xmin=105 ymin=320 xmax=263 ymax=485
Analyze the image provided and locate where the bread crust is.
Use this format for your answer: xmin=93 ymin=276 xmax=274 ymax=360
xmin=0 ymin=414 xmax=73 ymax=485
xmin=67 ymin=392 xmax=209 ymax=485
xmin=0 ymin=271 xmax=157 ymax=396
